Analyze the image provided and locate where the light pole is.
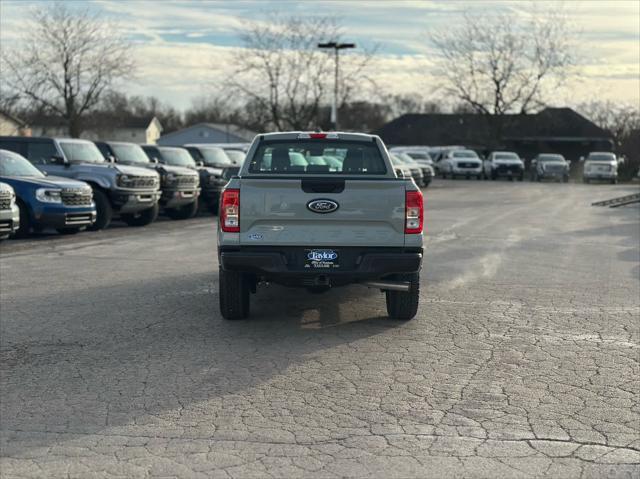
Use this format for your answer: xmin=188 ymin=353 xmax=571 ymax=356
xmin=318 ymin=41 xmax=356 ymax=130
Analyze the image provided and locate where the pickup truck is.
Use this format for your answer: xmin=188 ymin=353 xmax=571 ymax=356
xmin=217 ymin=132 xmax=423 ymax=320
xmin=96 ymin=141 xmax=200 ymax=220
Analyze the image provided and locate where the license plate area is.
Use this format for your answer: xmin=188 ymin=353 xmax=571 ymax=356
xmin=304 ymin=249 xmax=340 ymax=269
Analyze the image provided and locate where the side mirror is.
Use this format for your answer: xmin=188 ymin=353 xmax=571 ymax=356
xmin=151 ymin=157 xmax=159 ymax=164
xmin=196 ymin=161 xmax=204 ymax=167
xmin=107 ymin=155 xmax=116 ymax=163
xmin=50 ymin=155 xmax=69 ymax=166
xmin=395 ymin=168 xmax=405 ymax=178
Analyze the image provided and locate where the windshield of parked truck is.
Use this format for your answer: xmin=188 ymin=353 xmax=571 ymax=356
xmin=0 ymin=149 xmax=45 ymax=177
xmin=111 ymin=143 xmax=150 ymax=165
xmin=198 ymin=147 xmax=234 ymax=167
xmin=249 ymin=140 xmax=387 ymax=175
xmin=223 ymin=149 xmax=245 ymax=165
xmin=406 ymin=152 xmax=431 ymax=160
xmin=494 ymin=152 xmax=519 ymax=160
xmin=452 ymin=150 xmax=479 ymax=158
xmin=159 ymin=147 xmax=196 ymax=168
xmin=539 ymin=154 xmax=565 ymax=162
xmin=59 ymin=141 xmax=105 ymax=164
xmin=587 ymin=153 xmax=615 ymax=162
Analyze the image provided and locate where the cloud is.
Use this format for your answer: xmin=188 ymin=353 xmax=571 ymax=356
xmin=1 ymin=0 xmax=638 ymax=110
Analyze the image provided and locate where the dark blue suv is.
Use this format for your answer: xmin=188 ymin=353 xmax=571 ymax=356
xmin=0 ymin=149 xmax=96 ymax=236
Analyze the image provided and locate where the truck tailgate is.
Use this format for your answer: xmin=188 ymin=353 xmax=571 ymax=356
xmin=239 ymin=178 xmax=406 ymax=247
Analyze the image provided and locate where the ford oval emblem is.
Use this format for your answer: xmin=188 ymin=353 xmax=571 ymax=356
xmin=307 ymin=199 xmax=339 ymax=214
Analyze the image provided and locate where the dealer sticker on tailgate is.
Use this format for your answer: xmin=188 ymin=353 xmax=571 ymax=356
xmin=305 ymin=249 xmax=339 ymax=269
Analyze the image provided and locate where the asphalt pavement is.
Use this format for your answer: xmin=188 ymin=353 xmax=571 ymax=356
xmin=1 ymin=180 xmax=639 ymax=478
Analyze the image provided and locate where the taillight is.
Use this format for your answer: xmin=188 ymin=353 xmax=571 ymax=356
xmin=405 ymin=190 xmax=423 ymax=234
xmin=220 ymin=188 xmax=240 ymax=232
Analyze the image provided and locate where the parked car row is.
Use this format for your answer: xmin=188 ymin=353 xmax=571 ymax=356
xmin=391 ymin=144 xmax=622 ymax=184
xmin=0 ymin=136 xmax=249 ymax=239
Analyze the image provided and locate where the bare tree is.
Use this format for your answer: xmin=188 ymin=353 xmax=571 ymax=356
xmin=1 ymin=3 xmax=134 ymax=137
xmin=227 ymin=14 xmax=375 ymax=131
xmin=431 ymin=5 xmax=574 ymax=118
xmin=578 ymin=101 xmax=640 ymax=148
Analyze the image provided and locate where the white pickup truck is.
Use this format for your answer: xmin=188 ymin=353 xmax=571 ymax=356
xmin=217 ymin=132 xmax=424 ymax=320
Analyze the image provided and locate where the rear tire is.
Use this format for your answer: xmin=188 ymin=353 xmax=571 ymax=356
xmin=166 ymin=199 xmax=199 ymax=220
xmin=121 ymin=203 xmax=159 ymax=227
xmin=87 ymin=189 xmax=113 ymax=231
xmin=385 ymin=272 xmax=420 ymax=320
xmin=219 ymin=268 xmax=250 ymax=320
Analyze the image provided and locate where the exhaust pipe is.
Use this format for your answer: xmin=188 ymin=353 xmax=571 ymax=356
xmin=361 ymin=281 xmax=410 ymax=292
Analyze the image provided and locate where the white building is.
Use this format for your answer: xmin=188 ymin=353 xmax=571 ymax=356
xmin=30 ymin=116 xmax=163 ymax=144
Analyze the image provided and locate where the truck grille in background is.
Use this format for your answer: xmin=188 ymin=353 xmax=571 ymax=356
xmin=0 ymin=220 xmax=12 ymax=232
xmin=458 ymin=162 xmax=479 ymax=168
xmin=61 ymin=189 xmax=93 ymax=206
xmin=497 ymin=165 xmax=521 ymax=172
xmin=177 ymin=175 xmax=198 ymax=186
xmin=130 ymin=177 xmax=158 ymax=188
xmin=544 ymin=164 xmax=565 ymax=172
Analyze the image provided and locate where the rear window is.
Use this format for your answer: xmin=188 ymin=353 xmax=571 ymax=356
xmin=248 ymin=140 xmax=386 ymax=175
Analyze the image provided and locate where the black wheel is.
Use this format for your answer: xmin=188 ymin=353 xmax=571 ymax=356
xmin=14 ymin=200 xmax=31 ymax=238
xmin=610 ymin=179 xmax=617 ymax=185
xmin=87 ymin=188 xmax=113 ymax=231
xmin=563 ymin=175 xmax=569 ymax=183
xmin=56 ymin=227 xmax=83 ymax=235
xmin=385 ymin=272 xmax=420 ymax=320
xmin=441 ymin=172 xmax=447 ymax=179
xmin=219 ymin=268 xmax=250 ymax=320
xmin=121 ymin=203 xmax=159 ymax=226
xmin=166 ymin=199 xmax=199 ymax=220
xmin=477 ymin=175 xmax=482 ymax=180
xmin=518 ymin=174 xmax=524 ymax=182
xmin=491 ymin=172 xmax=497 ymax=180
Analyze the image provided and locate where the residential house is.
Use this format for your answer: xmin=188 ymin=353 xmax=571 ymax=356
xmin=157 ymin=123 xmax=257 ymax=146
xmin=30 ymin=116 xmax=163 ymax=144
xmin=374 ymin=107 xmax=613 ymax=165
xmin=0 ymin=111 xmax=31 ymax=136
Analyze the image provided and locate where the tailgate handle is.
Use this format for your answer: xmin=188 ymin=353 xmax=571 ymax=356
xmin=301 ymin=179 xmax=345 ymax=193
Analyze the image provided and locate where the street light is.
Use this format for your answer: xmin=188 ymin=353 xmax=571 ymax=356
xmin=318 ymin=41 xmax=356 ymax=130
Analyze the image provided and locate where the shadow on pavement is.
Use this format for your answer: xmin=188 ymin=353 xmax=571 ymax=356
xmin=0 ymin=269 xmax=403 ymax=454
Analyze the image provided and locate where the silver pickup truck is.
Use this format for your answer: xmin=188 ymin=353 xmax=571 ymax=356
xmin=217 ymin=132 xmax=424 ymax=320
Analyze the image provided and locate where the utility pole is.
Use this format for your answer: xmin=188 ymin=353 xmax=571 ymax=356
xmin=317 ymin=42 xmax=356 ymax=130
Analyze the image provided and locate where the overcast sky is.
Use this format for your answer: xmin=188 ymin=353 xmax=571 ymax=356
xmin=1 ymin=0 xmax=638 ymax=111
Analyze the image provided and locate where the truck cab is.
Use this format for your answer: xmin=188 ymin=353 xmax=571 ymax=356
xmin=217 ymin=132 xmax=423 ymax=321
xmin=0 ymin=136 xmax=161 ymax=229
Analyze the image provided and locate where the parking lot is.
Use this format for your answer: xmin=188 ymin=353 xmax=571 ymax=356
xmin=1 ymin=180 xmax=639 ymax=478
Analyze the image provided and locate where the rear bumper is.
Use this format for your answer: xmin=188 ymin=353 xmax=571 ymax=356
xmin=219 ymin=246 xmax=422 ymax=286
